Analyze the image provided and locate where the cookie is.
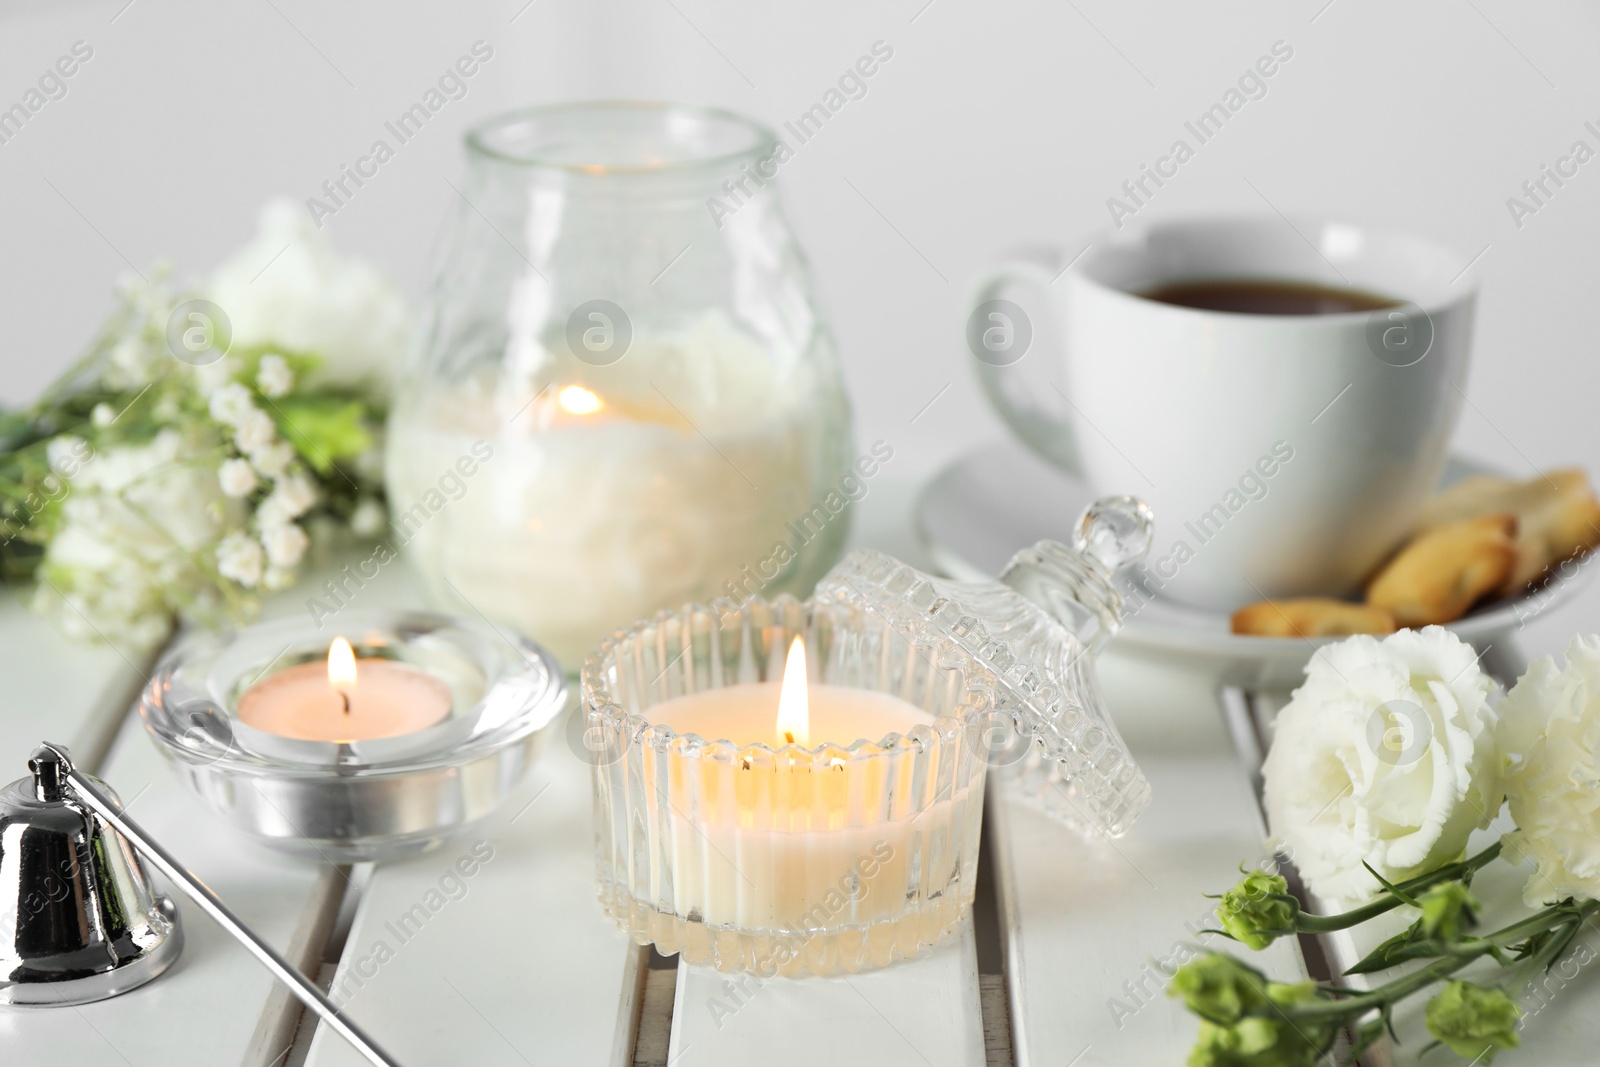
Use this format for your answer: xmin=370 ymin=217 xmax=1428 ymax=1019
xmin=1230 ymin=598 xmax=1398 ymax=638
xmin=1418 ymin=469 xmax=1600 ymax=595
xmin=1365 ymin=513 xmax=1518 ymax=626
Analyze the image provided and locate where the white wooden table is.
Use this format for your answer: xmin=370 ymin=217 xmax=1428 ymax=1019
xmin=0 ymin=474 xmax=1589 ymax=1065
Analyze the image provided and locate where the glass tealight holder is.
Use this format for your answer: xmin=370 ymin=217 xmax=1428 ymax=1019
xmin=583 ymin=496 xmax=1157 ymax=978
xmin=139 ymin=609 xmax=566 ymax=862
xmin=585 ymin=596 xmax=988 ymax=978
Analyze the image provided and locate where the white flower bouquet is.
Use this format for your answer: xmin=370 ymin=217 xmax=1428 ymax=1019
xmin=0 ymin=200 xmax=406 ymax=647
xmin=1170 ymin=629 xmax=1600 ymax=1065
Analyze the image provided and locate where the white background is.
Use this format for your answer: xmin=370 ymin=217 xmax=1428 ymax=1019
xmin=2 ymin=0 xmax=1596 ymax=657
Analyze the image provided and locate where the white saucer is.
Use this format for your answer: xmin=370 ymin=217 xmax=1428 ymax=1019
xmin=915 ymin=438 xmax=1588 ymax=687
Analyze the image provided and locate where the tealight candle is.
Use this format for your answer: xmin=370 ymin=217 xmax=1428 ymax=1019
xmin=237 ymin=637 xmax=452 ymax=742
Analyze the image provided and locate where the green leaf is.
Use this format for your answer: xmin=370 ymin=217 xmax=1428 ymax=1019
xmin=267 ymin=396 xmax=373 ymax=474
xmin=1343 ymin=920 xmax=1438 ymax=975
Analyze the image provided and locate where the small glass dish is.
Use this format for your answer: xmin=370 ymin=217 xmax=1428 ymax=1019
xmin=139 ymin=609 xmax=566 ymax=862
xmin=584 ymin=596 xmax=987 ymax=978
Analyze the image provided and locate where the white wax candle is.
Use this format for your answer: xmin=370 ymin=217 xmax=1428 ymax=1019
xmin=386 ymin=312 xmax=844 ymax=668
xmin=237 ymin=660 xmax=452 ymax=742
xmin=640 ymin=682 xmax=968 ymax=948
xmin=648 ymin=683 xmax=933 ymax=748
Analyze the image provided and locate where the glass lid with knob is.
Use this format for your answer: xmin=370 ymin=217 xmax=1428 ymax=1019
xmin=815 ymin=495 xmax=1156 ymax=837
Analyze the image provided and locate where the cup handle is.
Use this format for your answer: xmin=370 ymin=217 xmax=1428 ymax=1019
xmin=968 ymin=249 xmax=1080 ymax=472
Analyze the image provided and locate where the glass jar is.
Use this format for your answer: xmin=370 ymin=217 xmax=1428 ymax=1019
xmin=388 ymin=102 xmax=854 ymax=668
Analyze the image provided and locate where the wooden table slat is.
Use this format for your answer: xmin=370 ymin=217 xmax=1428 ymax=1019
xmin=301 ymin=739 xmax=635 ymax=1067
xmin=668 ymin=920 xmax=985 ymax=1067
xmin=990 ymin=649 xmax=1310 ymax=1066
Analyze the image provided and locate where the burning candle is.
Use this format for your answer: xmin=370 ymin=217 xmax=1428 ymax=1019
xmin=385 ymin=313 xmax=849 ymax=671
xmin=649 ymin=637 xmax=934 ymax=756
xmin=643 ymin=637 xmax=944 ymax=937
xmin=237 ymin=637 xmax=453 ymax=742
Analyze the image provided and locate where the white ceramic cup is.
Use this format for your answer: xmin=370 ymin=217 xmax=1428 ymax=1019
xmin=969 ymin=216 xmax=1478 ymax=611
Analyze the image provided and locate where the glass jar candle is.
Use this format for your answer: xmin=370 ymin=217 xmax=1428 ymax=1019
xmin=584 ymin=596 xmax=988 ymax=978
xmin=388 ymin=102 xmax=854 ymax=667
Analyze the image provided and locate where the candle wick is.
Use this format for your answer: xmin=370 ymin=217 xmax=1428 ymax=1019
xmin=340 ymin=690 xmax=351 ymax=715
xmin=784 ymin=731 xmax=796 ymax=745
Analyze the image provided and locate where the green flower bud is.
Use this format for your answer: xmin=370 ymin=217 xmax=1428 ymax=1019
xmin=1169 ymin=953 xmax=1270 ymax=1024
xmin=1216 ymin=870 xmax=1299 ymax=950
xmin=1176 ymin=955 xmax=1338 ymax=1066
xmin=1425 ymin=980 xmax=1521 ymax=1062
xmin=1417 ymin=882 xmax=1479 ymax=942
xmin=1188 ymin=1012 xmax=1331 ymax=1067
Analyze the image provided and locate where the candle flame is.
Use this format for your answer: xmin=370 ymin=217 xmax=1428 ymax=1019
xmin=776 ymin=635 xmax=808 ymax=746
xmin=557 ymin=384 xmax=604 ymax=416
xmin=328 ymin=637 xmax=358 ymax=689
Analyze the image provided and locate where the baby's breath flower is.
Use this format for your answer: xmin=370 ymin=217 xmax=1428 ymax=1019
xmin=109 ymin=337 xmax=153 ymax=384
xmin=250 ymin=441 xmax=295 ymax=479
xmin=217 ymin=458 xmax=258 ymax=498
xmin=208 ymin=382 xmax=255 ymax=426
xmin=258 ymin=474 xmax=316 ymax=527
xmin=216 ymin=531 xmax=264 ymax=588
xmin=15 ymin=205 xmax=400 ymax=647
xmin=350 ymin=497 xmax=386 ymax=538
xmin=233 ymin=408 xmax=276 ymax=453
xmin=192 ymin=355 xmax=235 ymax=394
xmin=257 ymin=353 xmax=293 ymax=398
xmin=47 ymin=436 xmax=90 ymax=479
xmin=262 ymin=522 xmax=308 ymax=568
xmin=263 ymin=565 xmax=296 ymax=591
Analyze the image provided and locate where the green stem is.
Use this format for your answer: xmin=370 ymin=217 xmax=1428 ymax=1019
xmin=1286 ymin=898 xmax=1600 ymax=1022
xmin=1294 ymin=842 xmax=1504 ymax=934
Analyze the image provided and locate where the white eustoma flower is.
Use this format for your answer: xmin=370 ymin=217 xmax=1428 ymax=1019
xmin=257 ymin=353 xmax=293 ymax=398
xmin=217 ymin=458 xmax=259 ymax=498
xmin=209 ymin=382 xmax=255 ymax=426
xmin=1261 ymin=627 xmax=1502 ymax=904
xmin=1499 ymin=635 xmax=1600 ymax=906
xmin=216 ymin=531 xmax=265 ymax=588
xmin=91 ymin=403 xmax=116 ymax=428
xmin=207 ymin=199 xmax=411 ymax=391
xmin=251 ymin=441 xmax=295 ymax=479
xmin=261 ymin=522 xmax=308 ymax=567
xmin=258 ymin=474 xmax=316 ymax=527
xmin=233 ymin=409 xmax=276 ymax=454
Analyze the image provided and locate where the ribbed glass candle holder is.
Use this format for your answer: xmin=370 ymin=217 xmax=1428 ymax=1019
xmin=583 ymin=596 xmax=988 ymax=978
